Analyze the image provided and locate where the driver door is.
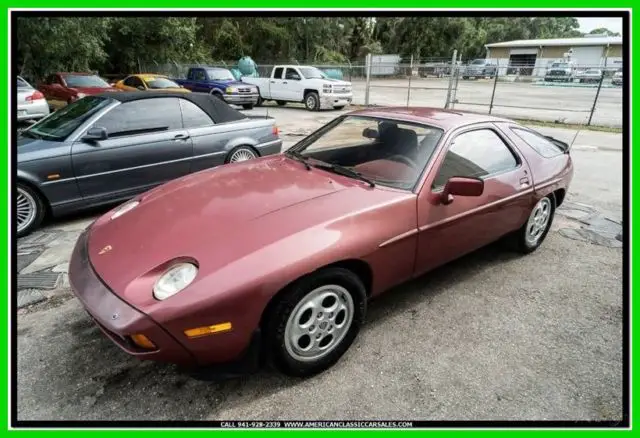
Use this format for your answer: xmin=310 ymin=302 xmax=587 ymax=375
xmin=414 ymin=125 xmax=534 ymax=276
xmin=71 ymin=97 xmax=193 ymax=203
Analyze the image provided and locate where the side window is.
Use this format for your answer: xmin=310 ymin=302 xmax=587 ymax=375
xmin=194 ymin=70 xmax=206 ymax=81
xmin=96 ymin=98 xmax=182 ymax=137
xmin=511 ymin=128 xmax=564 ymax=157
xmin=273 ymin=67 xmax=284 ymax=79
xmin=123 ymin=76 xmax=138 ymax=87
xmin=433 ymin=129 xmax=518 ymax=189
xmin=179 ymin=99 xmax=214 ymax=128
xmin=285 ymin=68 xmax=300 ymax=80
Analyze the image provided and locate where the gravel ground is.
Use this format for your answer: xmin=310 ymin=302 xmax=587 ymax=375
xmin=15 ymin=107 xmax=625 ymax=421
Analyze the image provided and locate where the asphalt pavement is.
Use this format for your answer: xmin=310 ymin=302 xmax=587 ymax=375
xmin=15 ymin=106 xmax=625 ymax=421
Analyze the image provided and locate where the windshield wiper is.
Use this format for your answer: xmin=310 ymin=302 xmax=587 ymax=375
xmin=20 ymin=130 xmax=42 ymax=139
xmin=285 ymin=150 xmax=311 ymax=170
xmin=309 ymin=161 xmax=375 ymax=187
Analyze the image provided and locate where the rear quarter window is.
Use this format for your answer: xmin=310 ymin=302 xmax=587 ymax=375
xmin=510 ymin=127 xmax=565 ymax=158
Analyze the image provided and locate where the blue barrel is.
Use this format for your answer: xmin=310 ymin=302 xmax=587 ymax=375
xmin=238 ymin=56 xmax=257 ymax=76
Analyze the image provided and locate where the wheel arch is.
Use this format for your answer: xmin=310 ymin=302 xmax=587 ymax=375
xmin=258 ymin=258 xmax=373 ymax=331
xmin=17 ymin=177 xmax=51 ymax=217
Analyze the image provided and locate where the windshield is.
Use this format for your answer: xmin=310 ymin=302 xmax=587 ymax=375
xmin=471 ymin=59 xmax=485 ymax=65
xmin=299 ymin=67 xmax=328 ymax=79
xmin=206 ymin=68 xmax=235 ymax=81
xmin=145 ymin=77 xmax=180 ymax=89
xmin=289 ymin=115 xmax=444 ymax=190
xmin=63 ymin=74 xmax=110 ymax=88
xmin=22 ymin=96 xmax=112 ymax=142
xmin=551 ymin=63 xmax=570 ymax=68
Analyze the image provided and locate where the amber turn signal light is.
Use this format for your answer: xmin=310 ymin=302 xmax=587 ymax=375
xmin=184 ymin=322 xmax=232 ymax=339
xmin=130 ymin=333 xmax=156 ymax=350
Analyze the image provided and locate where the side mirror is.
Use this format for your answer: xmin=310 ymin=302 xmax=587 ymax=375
xmin=137 ymin=85 xmax=145 ymax=91
xmin=290 ymin=75 xmax=301 ymax=81
xmin=83 ymin=126 xmax=108 ymax=142
xmin=362 ymin=127 xmax=379 ymax=139
xmin=440 ymin=176 xmax=484 ymax=205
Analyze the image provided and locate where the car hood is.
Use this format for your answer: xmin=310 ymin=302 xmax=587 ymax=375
xmin=209 ymin=79 xmax=252 ymax=88
xmin=17 ymin=135 xmax=68 ymax=162
xmin=87 ymin=155 xmax=366 ymax=299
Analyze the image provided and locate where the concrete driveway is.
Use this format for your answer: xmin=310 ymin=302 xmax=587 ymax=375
xmin=15 ymin=106 xmax=624 ymax=421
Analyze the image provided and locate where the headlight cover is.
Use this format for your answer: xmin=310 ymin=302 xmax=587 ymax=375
xmin=226 ymin=87 xmax=237 ymax=94
xmin=153 ymin=262 xmax=198 ymax=300
xmin=110 ymin=200 xmax=139 ymax=220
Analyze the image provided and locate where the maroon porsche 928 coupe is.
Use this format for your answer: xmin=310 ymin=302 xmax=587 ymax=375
xmin=68 ymin=107 xmax=573 ymax=378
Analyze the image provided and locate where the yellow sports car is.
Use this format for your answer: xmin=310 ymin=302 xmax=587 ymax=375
xmin=114 ymin=74 xmax=191 ymax=93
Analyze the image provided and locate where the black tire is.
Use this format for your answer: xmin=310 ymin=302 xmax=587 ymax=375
xmin=211 ymin=91 xmax=224 ymax=100
xmin=242 ymin=104 xmax=254 ymax=110
xmin=17 ymin=182 xmax=46 ymax=238
xmin=256 ymin=96 xmax=264 ymax=106
xmin=507 ymin=194 xmax=556 ymax=254
xmin=334 ymin=106 xmax=346 ymax=110
xmin=276 ymin=101 xmax=287 ymax=106
xmin=264 ymin=267 xmax=367 ymax=377
xmin=304 ymin=92 xmax=320 ymax=111
xmin=224 ymin=145 xmax=258 ymax=164
xmin=462 ymin=76 xmax=468 ymax=80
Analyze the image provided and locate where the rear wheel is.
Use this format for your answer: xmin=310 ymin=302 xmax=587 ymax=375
xmin=304 ymin=92 xmax=320 ymax=111
xmin=225 ymin=145 xmax=258 ymax=164
xmin=264 ymin=267 xmax=367 ymax=377
xmin=17 ymin=183 xmax=45 ymax=238
xmin=509 ymin=195 xmax=555 ymax=254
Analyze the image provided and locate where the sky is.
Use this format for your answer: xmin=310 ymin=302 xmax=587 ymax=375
xmin=576 ymin=17 xmax=623 ymax=34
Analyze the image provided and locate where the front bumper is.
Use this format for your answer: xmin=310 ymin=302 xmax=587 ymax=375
xmin=17 ymin=100 xmax=50 ymax=121
xmin=68 ymin=229 xmax=197 ymax=367
xmin=224 ymin=93 xmax=259 ymax=105
xmin=319 ymin=93 xmax=353 ymax=110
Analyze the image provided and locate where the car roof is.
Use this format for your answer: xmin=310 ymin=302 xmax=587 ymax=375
xmin=347 ymin=106 xmax=512 ymax=130
xmin=95 ymin=91 xmax=247 ymax=124
xmin=58 ymin=72 xmax=98 ymax=76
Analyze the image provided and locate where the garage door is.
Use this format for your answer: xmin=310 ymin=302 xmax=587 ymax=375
xmin=570 ymin=46 xmax=604 ymax=69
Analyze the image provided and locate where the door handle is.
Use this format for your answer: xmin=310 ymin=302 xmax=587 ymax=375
xmin=173 ymin=133 xmax=190 ymax=141
xmin=519 ymin=176 xmax=530 ymax=186
xmin=270 ymin=80 xmax=276 ymax=83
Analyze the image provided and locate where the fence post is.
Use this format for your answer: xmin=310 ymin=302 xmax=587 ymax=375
xmin=587 ymin=71 xmax=605 ymax=126
xmin=406 ymin=55 xmax=414 ymax=107
xmin=488 ymin=65 xmax=499 ymax=114
xmin=445 ymin=49 xmax=457 ymax=109
xmin=364 ymin=53 xmax=372 ymax=106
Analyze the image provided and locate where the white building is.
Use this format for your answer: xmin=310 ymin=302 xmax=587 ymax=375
xmin=485 ymin=35 xmax=623 ymax=77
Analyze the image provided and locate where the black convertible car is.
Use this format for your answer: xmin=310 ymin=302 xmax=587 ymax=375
xmin=16 ymin=92 xmax=282 ymax=236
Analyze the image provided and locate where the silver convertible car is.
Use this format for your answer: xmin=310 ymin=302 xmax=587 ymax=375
xmin=17 ymin=92 xmax=282 ymax=237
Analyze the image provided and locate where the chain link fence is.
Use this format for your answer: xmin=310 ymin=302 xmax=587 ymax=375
xmin=139 ymin=53 xmax=622 ymax=128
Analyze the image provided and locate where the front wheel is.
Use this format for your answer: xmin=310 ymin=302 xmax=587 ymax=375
xmin=17 ymin=183 xmax=46 ymax=238
xmin=304 ymin=92 xmax=320 ymax=111
xmin=509 ymin=195 xmax=555 ymax=254
xmin=265 ymin=267 xmax=367 ymax=377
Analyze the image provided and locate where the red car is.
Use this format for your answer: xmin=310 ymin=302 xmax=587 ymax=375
xmin=68 ymin=107 xmax=573 ymax=378
xmin=38 ymin=72 xmax=120 ymax=110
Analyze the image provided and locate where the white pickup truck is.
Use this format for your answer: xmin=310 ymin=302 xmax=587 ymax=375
xmin=242 ymin=65 xmax=353 ymax=111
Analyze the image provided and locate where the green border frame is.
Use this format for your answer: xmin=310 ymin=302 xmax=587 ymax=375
xmin=2 ymin=6 xmax=633 ymax=433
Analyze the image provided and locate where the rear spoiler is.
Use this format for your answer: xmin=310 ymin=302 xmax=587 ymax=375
xmin=544 ymin=135 xmax=571 ymax=154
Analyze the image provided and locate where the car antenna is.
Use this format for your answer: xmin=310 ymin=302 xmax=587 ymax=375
xmin=568 ymin=126 xmax=582 ymax=152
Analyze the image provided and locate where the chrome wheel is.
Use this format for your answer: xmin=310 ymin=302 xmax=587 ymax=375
xmin=229 ymin=148 xmax=257 ymax=163
xmin=525 ymin=197 xmax=552 ymax=246
xmin=284 ymin=284 xmax=354 ymax=362
xmin=305 ymin=94 xmax=317 ymax=110
xmin=17 ymin=186 xmax=37 ymax=234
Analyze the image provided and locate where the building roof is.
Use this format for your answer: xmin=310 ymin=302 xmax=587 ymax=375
xmin=96 ymin=91 xmax=247 ymax=124
xmin=485 ymin=36 xmax=622 ymax=48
